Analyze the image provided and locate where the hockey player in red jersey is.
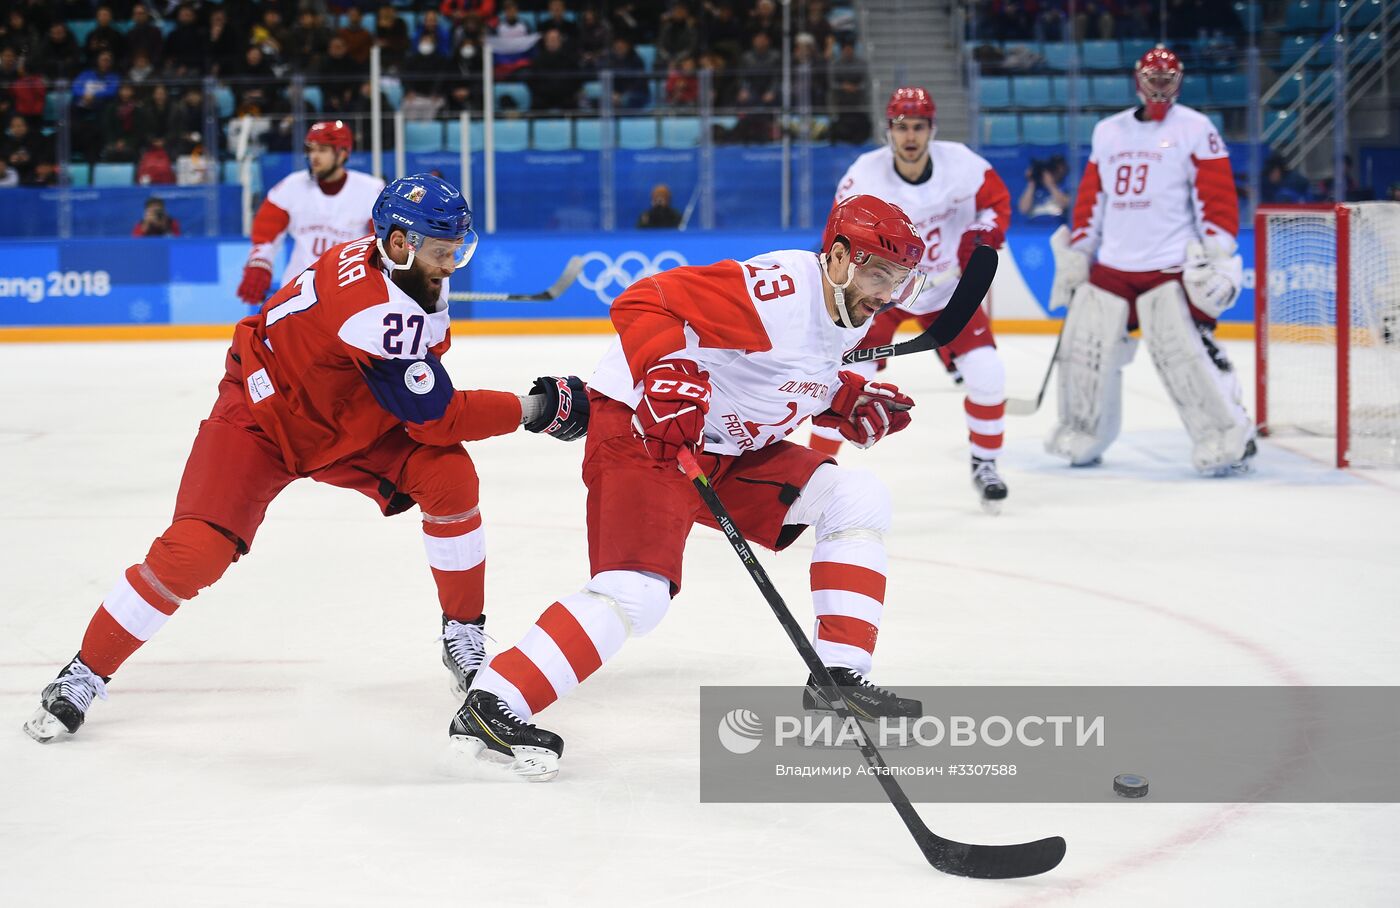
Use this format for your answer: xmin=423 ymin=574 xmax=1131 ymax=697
xmin=810 ymin=87 xmax=1014 ymax=513
xmin=448 ymin=196 xmax=929 ymax=781
xmin=24 ymin=174 xmax=590 ymax=744
xmin=236 ymin=120 xmax=385 ymax=306
xmin=1047 ymin=47 xmax=1253 ymax=474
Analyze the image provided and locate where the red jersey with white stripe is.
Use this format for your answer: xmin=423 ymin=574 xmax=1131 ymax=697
xmin=230 ymin=236 xmax=520 ymax=474
xmin=1070 ymin=104 xmax=1239 ymax=271
xmin=834 ymin=142 xmax=1011 ymax=314
xmin=248 ymin=169 xmax=385 ymax=285
xmin=588 ymin=249 xmax=870 ymax=456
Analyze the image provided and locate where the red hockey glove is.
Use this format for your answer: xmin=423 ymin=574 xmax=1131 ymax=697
xmin=631 ymin=359 xmax=711 ymax=463
xmin=812 ymin=370 xmax=914 ymax=450
xmin=956 ymin=225 xmax=1005 ymax=270
xmin=237 ymin=259 xmax=273 ymax=305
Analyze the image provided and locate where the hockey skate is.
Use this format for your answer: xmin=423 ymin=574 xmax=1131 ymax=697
xmin=440 ymin=614 xmax=487 ymax=698
xmin=23 ymin=655 xmax=109 ymax=744
xmin=971 ymin=456 xmax=1009 ymax=514
xmin=447 ymin=689 xmax=563 ymax=782
xmin=803 ymin=668 xmax=922 ymax=720
xmin=1204 ymin=438 xmax=1257 ymax=478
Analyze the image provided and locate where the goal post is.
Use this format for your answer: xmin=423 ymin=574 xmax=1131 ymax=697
xmin=1255 ymin=201 xmax=1400 ymax=468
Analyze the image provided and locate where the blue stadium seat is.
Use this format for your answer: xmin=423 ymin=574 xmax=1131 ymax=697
xmin=1080 ymin=40 xmax=1122 ymax=71
xmin=581 ymin=81 xmax=603 ymax=106
xmin=1284 ymin=0 xmax=1322 ymax=31
xmin=618 ymin=117 xmax=657 ymax=150
xmin=1262 ymin=108 xmax=1298 ymax=146
xmin=635 ymin=44 xmax=657 ymax=71
xmin=220 ymin=161 xmax=262 ymax=191
xmin=69 ymin=21 xmax=97 ymax=46
xmin=1022 ymin=113 xmax=1065 ymax=145
xmin=1205 ymin=110 xmax=1225 ymax=134
xmin=44 ymin=90 xmax=66 ymax=122
xmin=661 ymin=117 xmax=702 ymax=148
xmin=1350 ymin=0 xmax=1383 ymax=27
xmin=1305 ymin=69 xmax=1335 ymax=103
xmin=66 ymin=164 xmax=91 ymax=187
xmin=1012 ymin=76 xmax=1052 ymax=107
xmin=574 ymin=118 xmax=602 ymax=150
xmin=1069 ymin=113 xmax=1095 ymax=145
xmin=1210 ymin=73 xmax=1248 ymax=106
xmin=712 ymin=115 xmax=739 ymax=133
xmin=494 ymin=83 xmax=531 ymax=113
xmin=381 ymin=80 xmax=404 ymax=110
xmin=1352 ymin=30 xmax=1384 ymax=64
xmin=405 ymin=121 xmax=443 ymax=152
xmin=977 ymin=76 xmax=1012 ymax=109
xmin=532 ymin=118 xmax=572 ymax=150
xmin=492 ymin=120 xmax=530 ymax=152
xmin=1121 ymin=39 xmax=1156 ymax=63
xmin=214 ymin=86 xmax=235 ymax=118
xmin=92 ymin=162 xmax=135 ymax=186
xmin=1278 ymin=35 xmax=1317 ymax=68
xmin=1049 ymin=75 xmax=1073 ymax=103
xmin=299 ymin=85 xmax=323 ymax=112
xmin=444 ymin=119 xmax=485 ymax=152
xmin=1269 ymin=73 xmax=1303 ymax=107
xmin=1090 ymin=75 xmax=1133 ymax=107
xmin=1179 ymin=76 xmax=1210 ymax=107
xmin=1041 ymin=43 xmax=1074 ymax=71
xmin=980 ymin=113 xmax=1019 ymax=146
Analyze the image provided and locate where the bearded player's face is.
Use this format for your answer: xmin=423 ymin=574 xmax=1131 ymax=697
xmin=391 ymin=244 xmax=455 ymax=309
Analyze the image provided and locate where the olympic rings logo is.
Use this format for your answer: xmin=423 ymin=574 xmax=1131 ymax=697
xmin=576 ymin=250 xmax=689 ymax=304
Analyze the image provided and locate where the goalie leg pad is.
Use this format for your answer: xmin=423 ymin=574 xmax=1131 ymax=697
xmin=1137 ymin=281 xmax=1254 ymax=473
xmin=1045 ymin=283 xmax=1137 ymax=466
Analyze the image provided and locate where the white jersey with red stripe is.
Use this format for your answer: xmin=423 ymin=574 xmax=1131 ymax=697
xmin=248 ymin=169 xmax=385 ymax=285
xmin=834 ymin=141 xmax=1011 ymax=315
xmin=1070 ymin=104 xmax=1239 ymax=271
xmin=588 ymin=249 xmax=870 ymax=457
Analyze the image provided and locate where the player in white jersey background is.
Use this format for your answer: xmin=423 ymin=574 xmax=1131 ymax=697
xmin=446 ymin=196 xmax=932 ymax=780
xmin=236 ymin=120 xmax=386 ymax=306
xmin=1048 ymin=46 xmax=1253 ymax=475
xmin=809 ymin=87 xmax=1015 ymax=513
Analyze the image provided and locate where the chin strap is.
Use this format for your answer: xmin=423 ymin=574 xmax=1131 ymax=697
xmin=376 ymin=236 xmax=416 ymax=273
xmin=820 ymin=252 xmax=859 ymax=328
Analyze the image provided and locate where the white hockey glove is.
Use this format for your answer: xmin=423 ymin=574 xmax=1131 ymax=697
xmin=1049 ymin=224 xmax=1088 ymax=313
xmin=1181 ymin=240 xmax=1244 ymax=318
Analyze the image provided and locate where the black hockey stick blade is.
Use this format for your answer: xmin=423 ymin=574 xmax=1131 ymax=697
xmin=843 ymin=245 xmax=999 ymax=365
xmin=448 ymin=256 xmax=584 ymax=302
xmin=675 ymin=448 xmax=1065 ymax=880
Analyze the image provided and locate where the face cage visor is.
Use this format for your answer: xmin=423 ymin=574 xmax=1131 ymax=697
xmin=850 ymin=253 xmax=927 ymax=310
xmin=407 ymin=229 xmax=479 ymax=272
xmin=1137 ymin=69 xmax=1181 ymax=104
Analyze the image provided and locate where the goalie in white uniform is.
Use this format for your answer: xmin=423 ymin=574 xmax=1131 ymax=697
xmin=1048 ymin=46 xmax=1254 ymax=475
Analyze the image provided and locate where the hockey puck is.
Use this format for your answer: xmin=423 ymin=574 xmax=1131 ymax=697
xmin=1113 ymin=773 xmax=1149 ymax=799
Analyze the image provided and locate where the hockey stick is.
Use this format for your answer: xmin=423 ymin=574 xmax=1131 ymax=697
xmin=1005 ymin=318 xmax=1066 ymax=416
xmin=676 ymin=446 xmax=1066 ymax=880
xmin=842 ymin=245 xmax=998 ymax=365
xmin=448 ymin=256 xmax=584 ymax=302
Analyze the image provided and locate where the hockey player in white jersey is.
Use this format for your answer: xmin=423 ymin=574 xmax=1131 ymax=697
xmin=1048 ymin=46 xmax=1253 ymax=474
xmin=236 ymin=120 xmax=386 ymax=305
xmin=809 ymin=86 xmax=1014 ymax=512
xmin=447 ymin=196 xmax=931 ymax=780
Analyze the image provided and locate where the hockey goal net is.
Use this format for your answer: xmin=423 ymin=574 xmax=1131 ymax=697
xmin=1255 ymin=202 xmax=1400 ymax=467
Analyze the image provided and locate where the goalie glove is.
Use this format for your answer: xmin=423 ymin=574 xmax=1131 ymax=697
xmin=1049 ymin=224 xmax=1088 ymax=313
xmin=630 ymin=359 xmax=711 ymax=463
xmin=1182 ymin=240 xmax=1244 ymax=318
xmin=522 ymin=375 xmax=590 ymax=441
xmin=811 ymin=370 xmax=915 ymax=450
xmin=237 ymin=258 xmax=274 ymax=305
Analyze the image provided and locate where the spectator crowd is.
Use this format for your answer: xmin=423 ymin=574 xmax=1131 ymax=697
xmin=0 ymin=0 xmax=869 ymax=187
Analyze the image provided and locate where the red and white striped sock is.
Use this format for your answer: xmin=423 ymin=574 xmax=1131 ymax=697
xmin=80 ymin=564 xmax=181 ymax=678
xmin=965 ymin=396 xmax=1005 ymax=460
xmin=422 ymin=507 xmax=486 ymax=623
xmin=810 ymin=534 xmax=886 ymax=675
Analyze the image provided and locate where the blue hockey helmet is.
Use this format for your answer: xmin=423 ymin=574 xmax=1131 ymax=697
xmin=371 ymin=173 xmax=478 ymax=272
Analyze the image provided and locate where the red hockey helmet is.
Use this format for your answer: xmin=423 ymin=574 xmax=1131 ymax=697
xmin=1134 ymin=46 xmax=1183 ymax=121
xmin=306 ymin=120 xmax=354 ymax=153
xmin=886 ymin=86 xmax=935 ymax=124
xmin=823 ymin=195 xmax=926 ymax=309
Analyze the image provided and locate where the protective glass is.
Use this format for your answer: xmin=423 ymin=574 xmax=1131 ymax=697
xmin=411 ymin=230 xmax=479 ymax=271
xmin=852 ymin=254 xmax=927 ymax=308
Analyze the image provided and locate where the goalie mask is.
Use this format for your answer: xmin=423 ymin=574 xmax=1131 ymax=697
xmin=821 ymin=195 xmax=927 ymax=328
xmin=1134 ymin=47 xmax=1182 ymax=122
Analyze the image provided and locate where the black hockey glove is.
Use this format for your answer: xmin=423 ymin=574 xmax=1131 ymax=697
xmin=523 ymin=375 xmax=590 ymax=441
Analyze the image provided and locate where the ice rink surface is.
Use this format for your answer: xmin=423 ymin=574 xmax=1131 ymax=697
xmin=2 ymin=334 xmax=1397 ymax=906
